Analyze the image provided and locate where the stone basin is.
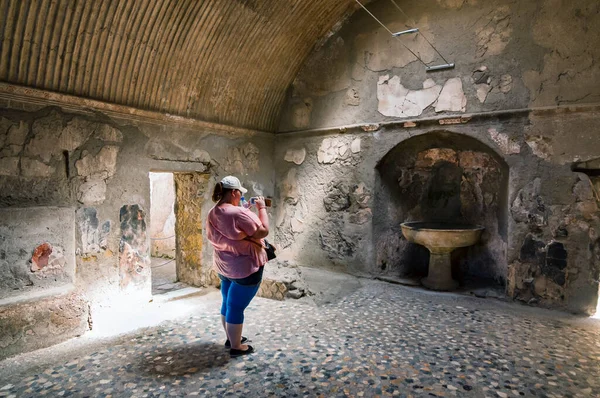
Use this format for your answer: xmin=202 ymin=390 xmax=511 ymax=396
xmin=401 ymin=222 xmax=484 ymax=291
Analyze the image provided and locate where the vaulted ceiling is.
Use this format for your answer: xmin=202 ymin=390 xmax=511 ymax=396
xmin=0 ymin=0 xmax=359 ymax=132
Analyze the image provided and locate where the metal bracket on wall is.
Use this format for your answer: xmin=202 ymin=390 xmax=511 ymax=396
xmin=354 ymin=0 xmax=455 ymax=72
xmin=392 ymin=28 xmax=418 ymax=37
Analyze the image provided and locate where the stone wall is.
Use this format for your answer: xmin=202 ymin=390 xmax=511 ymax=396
xmin=274 ymin=0 xmax=600 ymax=315
xmin=0 ymin=100 xmax=275 ymax=358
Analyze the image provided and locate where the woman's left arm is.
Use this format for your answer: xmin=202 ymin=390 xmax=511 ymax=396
xmin=250 ymin=197 xmax=269 ymax=239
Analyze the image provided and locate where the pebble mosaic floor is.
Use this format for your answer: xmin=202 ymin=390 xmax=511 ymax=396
xmin=1 ymin=280 xmax=599 ymax=397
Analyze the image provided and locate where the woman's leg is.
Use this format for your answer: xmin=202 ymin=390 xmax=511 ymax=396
xmin=219 ymin=276 xmax=233 ymax=339
xmin=225 ymin=282 xmax=261 ymax=350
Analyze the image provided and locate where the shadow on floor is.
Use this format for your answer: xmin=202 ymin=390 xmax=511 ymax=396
xmin=375 ymin=274 xmax=507 ymax=300
xmin=137 ymin=342 xmax=230 ymax=376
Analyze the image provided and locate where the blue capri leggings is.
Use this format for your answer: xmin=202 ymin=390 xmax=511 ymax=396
xmin=219 ymin=267 xmax=263 ymax=324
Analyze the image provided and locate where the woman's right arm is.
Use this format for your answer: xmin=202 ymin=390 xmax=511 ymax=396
xmin=251 ymin=197 xmax=269 ymax=239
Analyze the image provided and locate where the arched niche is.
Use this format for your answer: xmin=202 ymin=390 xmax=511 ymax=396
xmin=373 ymin=131 xmax=509 ymax=288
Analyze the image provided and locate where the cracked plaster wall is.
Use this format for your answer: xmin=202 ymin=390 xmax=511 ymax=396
xmin=273 ymin=0 xmax=600 ymax=316
xmin=274 ymin=110 xmax=600 ymax=315
xmin=280 ymin=0 xmax=599 ymax=132
xmin=0 ymin=99 xmax=275 ymax=357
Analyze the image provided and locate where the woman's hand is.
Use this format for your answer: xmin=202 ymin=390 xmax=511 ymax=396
xmin=254 ymin=196 xmax=266 ymax=209
xmin=252 ymin=196 xmax=269 ymax=237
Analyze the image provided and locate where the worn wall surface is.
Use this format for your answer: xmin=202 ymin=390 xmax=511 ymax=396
xmin=0 ymin=207 xmax=76 ymax=301
xmin=275 ymin=0 xmax=600 ymax=315
xmin=0 ymin=99 xmax=275 ymax=358
xmin=280 ymin=0 xmax=600 ymax=132
xmin=174 ymin=173 xmax=211 ymax=287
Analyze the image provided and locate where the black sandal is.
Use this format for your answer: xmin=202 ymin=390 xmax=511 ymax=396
xmin=230 ymin=345 xmax=254 ymax=358
xmin=224 ymin=336 xmax=248 ymax=348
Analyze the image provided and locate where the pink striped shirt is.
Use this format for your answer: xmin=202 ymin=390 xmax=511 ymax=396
xmin=206 ymin=203 xmax=267 ymax=279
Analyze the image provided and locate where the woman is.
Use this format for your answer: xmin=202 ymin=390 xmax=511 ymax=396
xmin=206 ymin=175 xmax=269 ymax=357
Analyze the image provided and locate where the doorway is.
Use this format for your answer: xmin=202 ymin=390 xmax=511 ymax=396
xmin=149 ymin=171 xmax=211 ymax=296
xmin=149 ymin=172 xmax=185 ymax=295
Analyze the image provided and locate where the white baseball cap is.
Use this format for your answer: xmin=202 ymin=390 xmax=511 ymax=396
xmin=220 ymin=175 xmax=248 ymax=194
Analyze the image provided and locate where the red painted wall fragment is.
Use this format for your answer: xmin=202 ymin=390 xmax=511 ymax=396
xmin=31 ymin=243 xmax=53 ymax=272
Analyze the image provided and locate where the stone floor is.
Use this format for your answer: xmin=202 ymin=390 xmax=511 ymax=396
xmin=151 ymin=257 xmax=187 ymax=295
xmin=1 ymin=279 xmax=599 ymax=398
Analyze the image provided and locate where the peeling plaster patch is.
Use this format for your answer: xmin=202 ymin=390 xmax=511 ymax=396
xmin=284 ymin=148 xmax=306 ymax=165
xmin=317 ymin=137 xmax=360 ymax=164
xmin=344 ymin=88 xmax=360 ymax=106
xmin=351 ymin=138 xmax=361 ymax=154
xmin=526 ymin=136 xmax=553 ymax=160
xmin=489 ymin=128 xmax=520 ymax=155
xmin=76 ymin=146 xmax=119 ymax=180
xmin=476 ymin=84 xmax=492 ymax=103
xmin=475 ymin=6 xmax=512 ymax=58
xmin=94 ymin=124 xmax=123 ymax=142
xmin=119 ymin=205 xmax=150 ymax=290
xmin=279 ymin=168 xmax=299 ymax=206
xmin=472 ymin=65 xmax=490 ymax=83
xmin=317 ymin=138 xmax=338 ymax=164
xmin=292 ymin=99 xmax=312 ymax=129
xmin=511 ymin=178 xmax=547 ymax=226
xmin=20 ymin=158 xmax=56 ymax=178
xmin=31 ymin=243 xmax=67 ymax=279
xmin=290 ymin=208 xmax=305 ymax=233
xmin=77 ymin=208 xmax=110 ymax=256
xmin=499 ymin=74 xmax=513 ymax=93
xmin=78 ymin=178 xmax=107 ymax=205
xmin=26 ymin=115 xmax=99 ymax=164
xmin=377 ymin=75 xmax=442 ymax=117
xmin=435 ymin=78 xmax=467 ymax=113
xmin=59 ymin=118 xmax=95 ymax=151
xmin=26 ymin=112 xmax=64 ymax=162
xmin=31 ymin=243 xmax=52 ymax=271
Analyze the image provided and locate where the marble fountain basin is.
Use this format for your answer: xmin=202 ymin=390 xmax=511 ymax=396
xmin=401 ymin=222 xmax=484 ymax=291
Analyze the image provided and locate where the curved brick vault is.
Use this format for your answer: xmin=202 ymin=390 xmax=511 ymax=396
xmin=0 ymin=0 xmax=361 ymax=132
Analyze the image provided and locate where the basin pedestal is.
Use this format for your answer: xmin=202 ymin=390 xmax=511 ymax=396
xmin=400 ymin=222 xmax=484 ymax=292
xmin=421 ymin=249 xmax=459 ymax=291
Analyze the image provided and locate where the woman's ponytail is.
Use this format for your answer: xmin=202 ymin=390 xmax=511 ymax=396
xmin=212 ymin=182 xmax=224 ymax=202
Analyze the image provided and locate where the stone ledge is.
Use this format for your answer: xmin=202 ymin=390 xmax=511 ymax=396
xmin=209 ymin=262 xmax=362 ymax=304
xmin=0 ymin=284 xmax=76 ymax=307
xmin=0 ymin=291 xmax=90 ymax=360
xmin=207 ymin=262 xmax=309 ymax=301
